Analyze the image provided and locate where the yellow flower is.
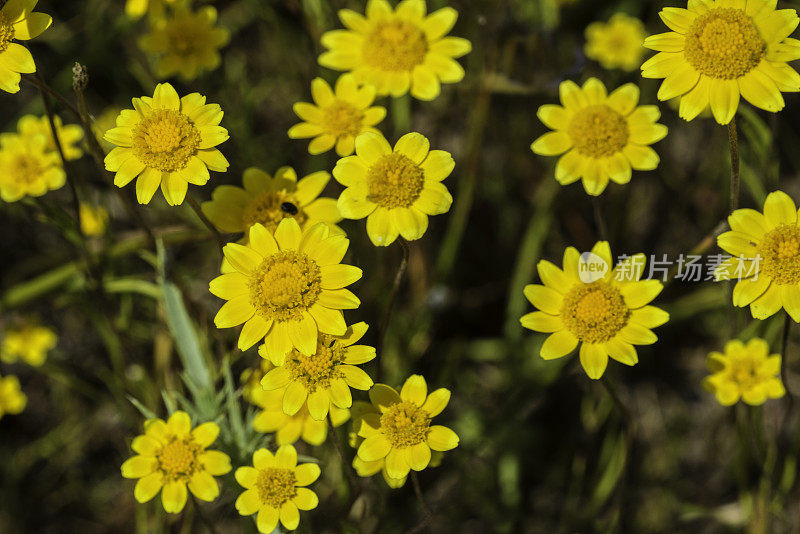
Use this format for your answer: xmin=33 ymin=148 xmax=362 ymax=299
xmin=260 ymin=321 xmax=375 ymax=420
xmin=356 ymin=375 xmax=458 ymax=480
xmin=319 ymin=0 xmax=471 ymax=100
xmin=1 ymin=323 xmax=57 ymax=366
xmin=121 ymin=411 xmax=232 ymax=513
xmin=202 ymin=167 xmax=342 ymax=240
xmin=0 ymin=374 xmax=26 ymax=419
xmin=289 ymin=74 xmax=386 ymax=157
xmin=210 ymin=218 xmax=362 ymax=361
xmin=125 ymin=0 xmax=178 ymax=20
xmin=584 ymin=14 xmax=646 ymax=71
xmin=80 ymin=203 xmax=109 ymax=237
xmin=642 ymin=0 xmax=800 ymax=125
xmin=520 ymin=242 xmax=670 ymax=380
xmin=0 ymin=133 xmax=65 ymax=202
xmin=0 ymin=0 xmax=52 ymax=93
xmin=704 ymin=338 xmax=785 ymax=406
xmin=104 ymin=83 xmax=230 ymax=206
xmin=234 ymin=445 xmax=320 ymax=533
xmin=139 ymin=5 xmax=229 ymax=81
xmin=333 ymin=132 xmax=454 ymax=246
xmin=715 ymin=190 xmax=800 ymax=321
xmin=531 ymin=78 xmax=667 ymax=196
xmin=17 ymin=114 xmax=84 ymax=161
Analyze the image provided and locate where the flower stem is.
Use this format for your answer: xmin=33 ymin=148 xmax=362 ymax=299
xmin=592 ymin=196 xmax=608 ymax=242
xmin=411 ymin=472 xmax=433 ymax=517
xmin=378 ymin=239 xmax=410 ymax=376
xmin=186 ymin=192 xmax=225 ymax=249
xmin=727 ymin=118 xmax=740 ymax=214
xmin=600 ymin=376 xmax=635 ymax=513
xmin=189 ymin=493 xmax=219 ymax=534
xmin=327 ymin=418 xmax=359 ymax=494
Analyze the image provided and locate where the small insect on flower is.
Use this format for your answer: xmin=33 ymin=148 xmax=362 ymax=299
xmin=121 ymin=411 xmax=232 ymax=514
xmin=0 ymin=0 xmax=52 ymax=94
xmin=333 ymin=131 xmax=455 ymax=246
xmin=235 ymin=445 xmax=320 ymax=533
xmin=0 ymin=133 xmax=65 ymax=203
xmin=104 ymin=83 xmax=230 ymax=206
xmin=642 ymin=0 xmax=800 ymax=124
xmin=520 ymin=242 xmax=670 ymax=380
xmin=139 ymin=5 xmax=230 ymax=81
xmin=531 ymin=78 xmax=668 ymax=197
xmin=704 ymin=338 xmax=785 ymax=406
xmin=1 ymin=322 xmax=57 ymax=366
xmin=319 ymin=0 xmax=472 ymax=100
xmin=289 ymin=74 xmax=386 ymax=157
xmin=0 ymin=374 xmax=27 ymax=419
xmin=16 ymin=115 xmax=84 ymax=161
xmin=260 ymin=322 xmax=375 ymax=420
xmin=209 ymin=218 xmax=362 ymax=363
xmin=584 ymin=14 xmax=646 ymax=72
xmin=716 ymin=191 xmax=800 ymax=321
xmin=201 ymin=167 xmax=343 ymax=241
xmin=356 ymin=375 xmax=458 ymax=480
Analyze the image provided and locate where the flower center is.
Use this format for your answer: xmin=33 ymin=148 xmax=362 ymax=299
xmin=363 ymin=20 xmax=428 ymax=72
xmin=322 ymin=101 xmax=365 ymax=138
xmin=0 ymin=15 xmax=14 ymax=53
xmin=561 ymin=282 xmax=630 ymax=344
xmin=366 ymin=152 xmax=425 ymax=209
xmin=166 ymin=20 xmax=205 ymax=57
xmin=729 ymin=358 xmax=762 ymax=390
xmin=255 ymin=468 xmax=297 ymax=507
xmin=249 ymin=251 xmax=322 ymax=322
xmin=132 ymin=109 xmax=201 ymax=173
xmin=684 ymin=8 xmax=765 ymax=79
xmin=242 ymin=191 xmax=307 ymax=233
xmin=758 ymin=224 xmax=800 ymax=285
xmin=568 ymin=105 xmax=629 ymax=158
xmin=8 ymin=154 xmax=45 ymax=185
xmin=284 ymin=334 xmax=345 ymax=393
xmin=380 ymin=401 xmax=430 ymax=448
xmin=157 ymin=438 xmax=201 ymax=481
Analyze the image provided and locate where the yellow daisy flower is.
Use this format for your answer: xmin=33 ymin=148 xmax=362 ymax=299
xmin=584 ymin=14 xmax=646 ymax=72
xmin=0 ymin=0 xmax=52 ymax=94
xmin=642 ymin=0 xmax=800 ymax=125
xmin=79 ymin=203 xmax=109 ymax=237
xmin=531 ymin=78 xmax=668 ymax=196
xmin=0 ymin=133 xmax=65 ymax=202
xmin=260 ymin=321 xmax=375 ymax=420
xmin=234 ymin=445 xmax=320 ymax=533
xmin=1 ymin=322 xmax=56 ymax=366
xmin=139 ymin=5 xmax=229 ymax=81
xmin=121 ymin=411 xmax=232 ymax=514
xmin=17 ymin=114 xmax=84 ymax=161
xmin=319 ymin=0 xmax=471 ymax=100
xmin=520 ymin=241 xmax=670 ymax=380
xmin=201 ymin=166 xmax=342 ymax=238
xmin=704 ymin=338 xmax=785 ymax=406
xmin=715 ymin=190 xmax=800 ymax=321
xmin=333 ymin=131 xmax=454 ymax=246
xmin=0 ymin=373 xmax=26 ymax=419
xmin=289 ymin=74 xmax=386 ymax=157
xmin=210 ymin=218 xmax=362 ymax=361
xmin=104 ymin=83 xmax=230 ymax=206
xmin=356 ymin=375 xmax=458 ymax=480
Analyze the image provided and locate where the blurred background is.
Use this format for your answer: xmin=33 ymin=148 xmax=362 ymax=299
xmin=2 ymin=0 xmax=800 ymax=532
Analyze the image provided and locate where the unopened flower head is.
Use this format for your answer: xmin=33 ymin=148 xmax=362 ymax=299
xmin=642 ymin=0 xmax=800 ymax=124
xmin=121 ymin=411 xmax=232 ymax=513
xmin=520 ymin=242 xmax=670 ymax=380
xmin=531 ymin=78 xmax=668 ymax=197
xmin=704 ymin=338 xmax=785 ymax=406
xmin=333 ymin=132 xmax=454 ymax=246
xmin=319 ymin=0 xmax=471 ymax=100
xmin=0 ymin=374 xmax=26 ymax=419
xmin=104 ymin=83 xmax=230 ymax=206
xmin=235 ymin=445 xmax=320 ymax=533
xmin=210 ymin=218 xmax=362 ymax=363
xmin=80 ymin=203 xmax=109 ymax=237
xmin=289 ymin=74 xmax=386 ymax=157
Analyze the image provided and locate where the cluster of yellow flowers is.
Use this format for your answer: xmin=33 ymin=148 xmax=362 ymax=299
xmin=0 ymin=320 xmax=57 ymax=419
xmin=524 ymin=0 xmax=800 ymax=406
